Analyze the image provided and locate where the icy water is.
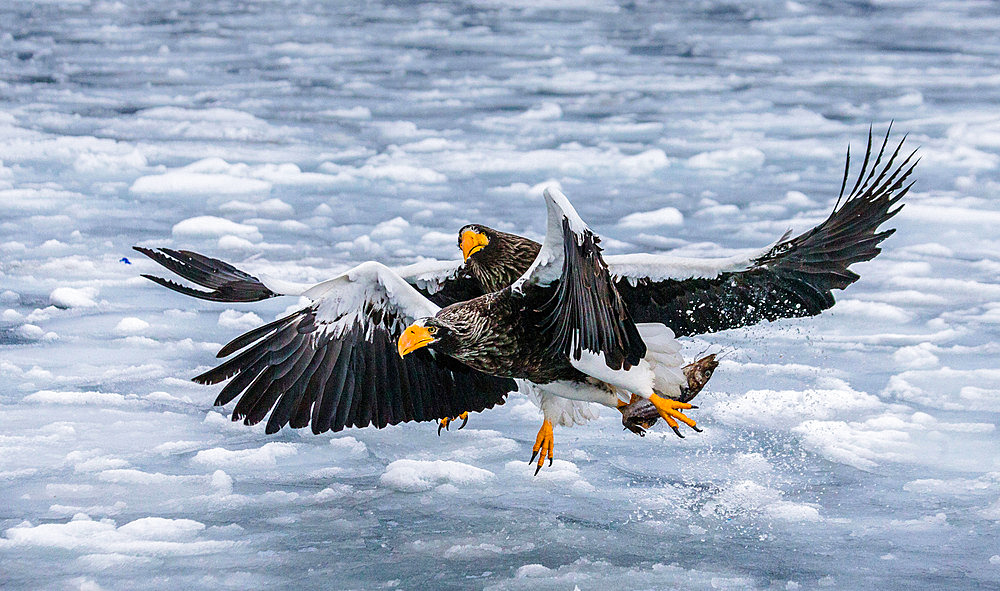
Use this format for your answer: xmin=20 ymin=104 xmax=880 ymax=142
xmin=2 ymin=1 xmax=1000 ymax=589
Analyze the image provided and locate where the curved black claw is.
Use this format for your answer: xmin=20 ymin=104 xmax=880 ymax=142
xmin=534 ymin=463 xmax=543 ymax=476
xmin=670 ymin=424 xmax=685 ymax=439
xmin=691 ymin=425 xmax=704 ymax=433
xmin=624 ymin=425 xmax=647 ymax=437
xmin=529 ymin=450 xmax=539 ymax=465
xmin=457 ymin=413 xmax=468 ymax=430
xmin=438 ymin=421 xmax=446 ymax=436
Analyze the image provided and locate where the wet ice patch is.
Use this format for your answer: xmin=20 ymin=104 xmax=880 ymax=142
xmin=319 ymin=160 xmax=447 ymax=184
xmin=702 ymin=480 xmax=822 ymax=523
xmin=105 ymin=107 xmax=288 ymax=142
xmin=132 ymin=170 xmax=271 ymax=196
xmin=892 ymin=344 xmax=939 ymax=369
xmin=712 ymin=382 xmax=886 ymax=429
xmin=497 ymin=559 xmax=760 ymax=591
xmin=503 ymin=460 xmax=595 ymax=494
xmin=785 ymin=412 xmax=992 ymax=471
xmin=827 ymin=299 xmax=912 ymax=323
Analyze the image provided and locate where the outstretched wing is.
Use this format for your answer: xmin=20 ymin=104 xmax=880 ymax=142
xmin=609 ymin=127 xmax=914 ymax=336
xmin=192 ymin=261 xmax=515 ymax=434
xmin=133 ymin=247 xmax=486 ymax=307
xmin=514 ymin=187 xmax=646 ymax=371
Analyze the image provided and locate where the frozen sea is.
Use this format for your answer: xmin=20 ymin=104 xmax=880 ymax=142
xmin=2 ymin=1 xmax=1000 ymax=589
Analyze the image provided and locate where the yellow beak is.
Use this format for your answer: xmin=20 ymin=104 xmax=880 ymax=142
xmin=398 ymin=324 xmax=436 ymax=357
xmin=460 ymin=230 xmax=489 ymax=260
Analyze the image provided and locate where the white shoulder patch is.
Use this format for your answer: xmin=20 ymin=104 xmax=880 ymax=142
xmin=393 ymin=258 xmax=465 ymax=295
xmin=303 ymin=261 xmax=441 ymax=340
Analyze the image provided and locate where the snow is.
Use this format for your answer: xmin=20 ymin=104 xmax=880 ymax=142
xmin=114 ymin=317 xmax=150 ymax=334
xmin=3 ymin=1 xmax=1000 ymax=589
xmin=171 ymin=216 xmax=262 ymax=241
xmin=618 ymin=206 xmax=685 ymax=228
xmin=192 ymin=443 xmax=298 ymax=469
xmin=50 ymin=287 xmax=99 ymax=309
xmin=379 ymin=459 xmax=495 ymax=493
xmin=2 ymin=514 xmax=233 ymax=557
xmin=216 ymin=310 xmax=263 ymax=331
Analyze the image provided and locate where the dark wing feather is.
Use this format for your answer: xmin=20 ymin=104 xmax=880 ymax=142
xmin=614 ymin=127 xmax=914 ymax=336
xmin=133 ymin=247 xmax=278 ymax=303
xmin=193 ymin=263 xmax=514 ymax=434
xmin=538 ymin=221 xmax=646 ymax=369
xmin=522 ymin=188 xmax=646 ymax=371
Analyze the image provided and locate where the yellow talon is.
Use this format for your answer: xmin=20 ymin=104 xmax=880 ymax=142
xmin=438 ymin=412 xmax=470 ymax=435
xmin=528 ymin=419 xmax=554 ymax=475
xmin=648 ymin=393 xmax=702 ymax=437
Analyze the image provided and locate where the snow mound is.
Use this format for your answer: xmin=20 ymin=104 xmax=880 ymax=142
xmin=1 ymin=514 xmax=232 ymax=557
xmin=50 ymin=287 xmax=99 ymax=308
xmin=379 ymin=459 xmax=495 ymax=493
xmin=192 ymin=443 xmax=298 ymax=469
xmin=618 ymin=206 xmax=684 ymax=228
xmin=172 ymin=216 xmax=262 ymax=241
xmin=114 ymin=317 xmax=150 ymax=334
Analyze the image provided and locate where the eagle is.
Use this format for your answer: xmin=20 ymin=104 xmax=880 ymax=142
xmin=139 ymin=188 xmax=703 ymax=474
xmin=135 ymin=129 xmax=914 ymax=472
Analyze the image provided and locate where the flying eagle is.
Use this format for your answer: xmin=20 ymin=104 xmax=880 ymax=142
xmin=140 ymin=189 xmax=703 ymax=473
xmin=135 ymin=129 xmax=914 ymax=472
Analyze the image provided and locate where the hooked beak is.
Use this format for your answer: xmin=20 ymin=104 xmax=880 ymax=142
xmin=460 ymin=230 xmax=489 ymax=260
xmin=398 ymin=324 xmax=436 ymax=357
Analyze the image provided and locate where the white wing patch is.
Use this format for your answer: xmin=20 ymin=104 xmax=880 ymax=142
xmin=394 ymin=258 xmax=466 ymax=295
xmin=259 ymin=258 xmax=466 ymax=298
xmin=303 ymin=261 xmax=441 ymax=340
xmin=512 ymin=186 xmax=590 ymax=292
xmin=605 ymin=231 xmax=791 ymax=284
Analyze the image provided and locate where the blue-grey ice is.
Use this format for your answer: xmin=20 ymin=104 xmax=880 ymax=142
xmin=2 ymin=1 xmax=1000 ymax=590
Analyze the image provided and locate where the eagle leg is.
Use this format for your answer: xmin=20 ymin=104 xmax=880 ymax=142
xmin=528 ymin=419 xmax=554 ymax=475
xmin=620 ymin=354 xmax=717 ymax=436
xmin=647 ymin=394 xmax=702 ymax=434
xmin=437 ymin=412 xmax=470 ymax=435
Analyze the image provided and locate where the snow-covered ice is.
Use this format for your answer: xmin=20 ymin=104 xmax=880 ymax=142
xmin=2 ymin=1 xmax=1000 ymax=589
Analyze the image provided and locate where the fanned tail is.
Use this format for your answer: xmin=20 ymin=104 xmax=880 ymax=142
xmin=133 ymin=247 xmax=278 ymax=303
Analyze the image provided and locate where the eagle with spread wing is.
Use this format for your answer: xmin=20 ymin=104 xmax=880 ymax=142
xmin=135 ymin=129 xmax=914 ymax=473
